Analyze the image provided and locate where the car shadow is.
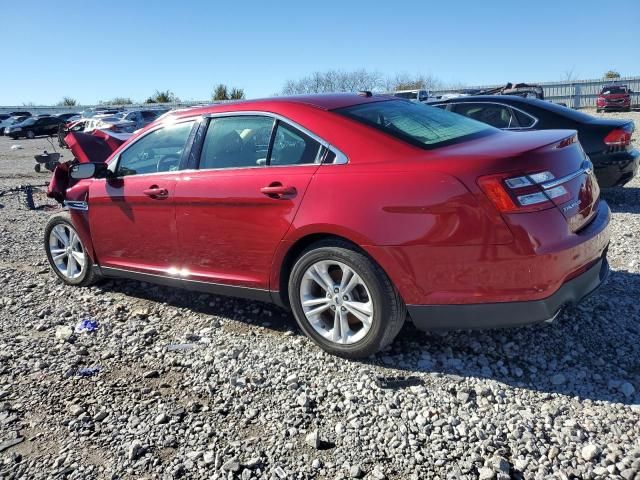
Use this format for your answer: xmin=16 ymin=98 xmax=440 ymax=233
xmin=370 ymin=268 xmax=640 ymax=405
xmin=95 ymin=268 xmax=639 ymax=405
xmin=95 ymin=278 xmax=293 ymax=333
xmin=601 ymin=187 xmax=640 ymax=213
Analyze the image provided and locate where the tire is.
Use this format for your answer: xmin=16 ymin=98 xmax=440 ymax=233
xmin=26 ymin=130 xmax=35 ymax=139
xmin=288 ymin=239 xmax=406 ymax=359
xmin=44 ymin=212 xmax=99 ymax=287
xmin=9 ymin=135 xmax=17 ymax=140
xmin=34 ymin=163 xmax=41 ymax=173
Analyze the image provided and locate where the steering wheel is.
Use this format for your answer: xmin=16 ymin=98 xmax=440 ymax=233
xmin=156 ymin=154 xmax=180 ymax=172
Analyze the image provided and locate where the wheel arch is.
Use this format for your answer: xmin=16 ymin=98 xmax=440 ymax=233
xmin=272 ymin=229 xmax=391 ymax=309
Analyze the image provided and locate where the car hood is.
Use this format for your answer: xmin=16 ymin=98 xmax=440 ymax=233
xmin=65 ymin=129 xmax=127 ymax=164
xmin=47 ymin=130 xmax=129 ymax=203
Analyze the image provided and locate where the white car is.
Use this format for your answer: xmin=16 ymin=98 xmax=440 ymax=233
xmin=390 ymin=89 xmax=430 ymax=102
xmin=83 ymin=115 xmax=136 ymax=134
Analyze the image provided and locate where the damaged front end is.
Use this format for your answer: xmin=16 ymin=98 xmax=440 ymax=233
xmin=47 ymin=130 xmax=128 ymax=204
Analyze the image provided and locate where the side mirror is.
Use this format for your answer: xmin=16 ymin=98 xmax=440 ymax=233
xmin=70 ymin=162 xmax=110 ymax=179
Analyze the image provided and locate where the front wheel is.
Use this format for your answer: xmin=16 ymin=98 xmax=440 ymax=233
xmin=26 ymin=130 xmax=35 ymax=139
xmin=44 ymin=212 xmax=98 ymax=286
xmin=288 ymin=240 xmax=405 ymax=359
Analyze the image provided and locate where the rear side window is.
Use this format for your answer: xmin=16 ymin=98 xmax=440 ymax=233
xmin=200 ymin=116 xmax=275 ymax=169
xmin=116 ymin=121 xmax=194 ymax=176
xmin=451 ymin=103 xmax=516 ymax=129
xmin=513 ymin=109 xmax=536 ymax=128
xmin=335 ymin=100 xmax=494 ymax=149
xmin=270 ymin=122 xmax=322 ymax=166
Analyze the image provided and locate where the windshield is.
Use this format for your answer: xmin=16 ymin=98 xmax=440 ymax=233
xmin=20 ymin=118 xmax=36 ymax=126
xmin=601 ymin=86 xmax=628 ymax=94
xmin=394 ymin=92 xmax=419 ymax=100
xmin=335 ymin=99 xmax=495 ymax=149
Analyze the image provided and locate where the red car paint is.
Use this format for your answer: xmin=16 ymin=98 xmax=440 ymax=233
xmin=59 ymin=94 xmax=610 ymax=327
xmin=597 ymin=85 xmax=632 ymax=111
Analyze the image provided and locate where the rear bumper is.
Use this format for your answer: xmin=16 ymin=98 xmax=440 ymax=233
xmin=408 ymin=255 xmax=609 ymax=330
xmin=592 ymin=149 xmax=639 ymax=187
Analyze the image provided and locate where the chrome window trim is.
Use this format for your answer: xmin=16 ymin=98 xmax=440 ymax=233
xmin=201 ymin=110 xmax=349 ymax=167
xmin=64 ymin=200 xmax=88 ymax=211
xmin=447 ymin=101 xmax=539 ymax=129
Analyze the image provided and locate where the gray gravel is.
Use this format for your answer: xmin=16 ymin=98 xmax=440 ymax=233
xmin=0 ymin=112 xmax=639 ymax=480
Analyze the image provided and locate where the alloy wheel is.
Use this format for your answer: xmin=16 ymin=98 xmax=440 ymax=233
xmin=299 ymin=260 xmax=374 ymax=345
xmin=48 ymin=224 xmax=85 ymax=280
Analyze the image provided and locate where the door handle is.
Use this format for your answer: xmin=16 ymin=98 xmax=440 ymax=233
xmin=261 ymin=183 xmax=297 ymax=199
xmin=143 ymin=186 xmax=169 ymax=199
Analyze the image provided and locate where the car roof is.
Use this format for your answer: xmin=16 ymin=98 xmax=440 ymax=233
xmin=169 ymin=93 xmax=392 ymax=119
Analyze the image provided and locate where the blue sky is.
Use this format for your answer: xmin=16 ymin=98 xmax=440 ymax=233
xmin=1 ymin=0 xmax=637 ymax=105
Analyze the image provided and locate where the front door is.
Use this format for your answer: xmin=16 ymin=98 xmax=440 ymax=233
xmin=88 ymin=120 xmax=195 ymax=275
xmin=175 ymin=115 xmax=323 ymax=289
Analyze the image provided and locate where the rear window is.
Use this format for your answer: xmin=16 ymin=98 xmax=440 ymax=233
xmin=335 ymin=99 xmax=495 ymax=149
xmin=393 ymin=92 xmax=418 ymax=100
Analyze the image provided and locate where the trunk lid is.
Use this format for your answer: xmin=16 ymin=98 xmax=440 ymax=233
xmin=433 ymin=129 xmax=600 ymax=232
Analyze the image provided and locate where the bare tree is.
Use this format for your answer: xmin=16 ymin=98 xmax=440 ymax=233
xmin=563 ymin=67 xmax=578 ymax=82
xmin=281 ymin=69 xmax=384 ymax=95
xmin=229 ymin=88 xmax=245 ymax=100
xmin=145 ymin=90 xmax=179 ymax=104
xmin=99 ymin=97 xmax=133 ymax=106
xmin=57 ymin=97 xmax=78 ymax=107
xmin=384 ymin=73 xmax=444 ymax=92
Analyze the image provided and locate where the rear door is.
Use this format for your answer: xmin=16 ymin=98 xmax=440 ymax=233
xmin=88 ymin=120 xmax=196 ymax=274
xmin=174 ymin=114 xmax=323 ymax=290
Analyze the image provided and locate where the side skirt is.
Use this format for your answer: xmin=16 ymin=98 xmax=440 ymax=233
xmin=100 ymin=266 xmax=274 ymax=303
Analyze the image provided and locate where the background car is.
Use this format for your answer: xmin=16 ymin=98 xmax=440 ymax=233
xmin=0 ymin=115 xmax=29 ymax=135
xmin=46 ymin=94 xmax=609 ymax=359
xmin=5 ymin=116 xmax=65 ymax=139
xmin=8 ymin=110 xmax=31 ymax=117
xmin=56 ymin=112 xmax=81 ymax=122
xmin=597 ymin=85 xmax=632 ymax=112
xmin=391 ymin=89 xmax=430 ymax=102
xmin=83 ymin=115 xmax=136 ymax=134
xmin=121 ymin=109 xmax=168 ymax=129
xmin=434 ymin=95 xmax=638 ymax=187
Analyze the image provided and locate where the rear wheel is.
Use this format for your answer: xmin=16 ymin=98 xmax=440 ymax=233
xmin=288 ymin=240 xmax=405 ymax=358
xmin=44 ymin=212 xmax=98 ymax=286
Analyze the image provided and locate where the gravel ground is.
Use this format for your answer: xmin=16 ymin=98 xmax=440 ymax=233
xmin=0 ymin=111 xmax=639 ymax=480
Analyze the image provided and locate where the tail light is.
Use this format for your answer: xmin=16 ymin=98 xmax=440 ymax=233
xmin=604 ymin=126 xmax=633 ymax=146
xmin=478 ymin=171 xmax=570 ymax=213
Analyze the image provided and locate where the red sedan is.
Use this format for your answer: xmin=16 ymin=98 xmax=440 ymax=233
xmin=45 ymin=93 xmax=610 ymax=358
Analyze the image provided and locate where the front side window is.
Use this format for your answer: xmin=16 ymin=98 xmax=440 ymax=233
xmin=336 ymin=99 xmax=494 ymax=149
xmin=116 ymin=121 xmax=194 ymax=176
xmin=200 ymin=116 xmax=274 ymax=169
xmin=270 ymin=122 xmax=322 ymax=166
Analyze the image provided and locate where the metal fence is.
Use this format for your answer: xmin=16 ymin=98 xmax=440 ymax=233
xmin=432 ymin=76 xmax=640 ymax=109
xmin=0 ymin=101 xmax=210 ymax=116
